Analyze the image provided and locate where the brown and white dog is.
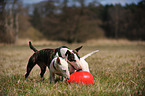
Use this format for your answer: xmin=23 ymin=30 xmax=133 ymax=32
xmin=25 ymin=41 xmax=82 ymax=81
xmin=69 ymin=50 xmax=99 ymax=74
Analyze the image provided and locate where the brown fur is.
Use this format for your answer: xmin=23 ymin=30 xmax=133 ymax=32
xmin=25 ymin=48 xmax=59 ymax=79
xmin=25 ymin=41 xmax=82 ymax=80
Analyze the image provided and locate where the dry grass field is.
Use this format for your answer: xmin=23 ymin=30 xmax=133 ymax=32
xmin=0 ymin=39 xmax=145 ymax=95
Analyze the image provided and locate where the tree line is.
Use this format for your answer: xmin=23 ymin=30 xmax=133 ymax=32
xmin=0 ymin=0 xmax=145 ymax=43
xmin=0 ymin=0 xmax=20 ymax=43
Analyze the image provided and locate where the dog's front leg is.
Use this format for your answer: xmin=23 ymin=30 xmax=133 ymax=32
xmin=62 ymin=76 xmax=66 ymax=82
xmin=50 ymin=72 xmax=55 ymax=83
xmin=60 ymin=76 xmax=67 ymax=82
xmin=59 ymin=76 xmax=64 ymax=81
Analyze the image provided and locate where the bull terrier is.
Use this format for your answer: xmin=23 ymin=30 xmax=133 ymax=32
xmin=49 ymin=56 xmax=70 ymax=83
xmin=69 ymin=50 xmax=99 ymax=74
xmin=25 ymin=41 xmax=82 ymax=80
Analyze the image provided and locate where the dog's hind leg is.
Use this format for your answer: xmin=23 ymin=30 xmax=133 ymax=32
xmin=25 ymin=59 xmax=36 ymax=80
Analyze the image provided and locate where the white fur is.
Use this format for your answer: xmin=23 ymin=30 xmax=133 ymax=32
xmin=50 ymin=57 xmax=70 ymax=83
xmin=67 ymin=53 xmax=82 ymax=70
xmin=60 ymin=48 xmax=69 ymax=57
xmin=81 ymin=50 xmax=99 ymax=59
xmin=55 ymin=48 xmax=81 ymax=70
xmin=69 ymin=50 xmax=99 ymax=73
xmin=79 ymin=58 xmax=90 ymax=72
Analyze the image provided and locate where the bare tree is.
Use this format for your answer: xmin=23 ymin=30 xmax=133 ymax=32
xmin=0 ymin=0 xmax=19 ymax=44
xmin=0 ymin=0 xmax=6 ymax=43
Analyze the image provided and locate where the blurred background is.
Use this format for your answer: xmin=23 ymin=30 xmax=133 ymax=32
xmin=0 ymin=0 xmax=145 ymax=44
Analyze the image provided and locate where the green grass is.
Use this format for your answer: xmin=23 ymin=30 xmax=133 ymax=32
xmin=0 ymin=41 xmax=145 ymax=95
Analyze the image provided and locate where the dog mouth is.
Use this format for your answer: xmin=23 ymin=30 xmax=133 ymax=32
xmin=62 ymin=72 xmax=70 ymax=80
xmin=67 ymin=60 xmax=82 ymax=70
xmin=77 ymin=69 xmax=82 ymax=72
xmin=69 ymin=62 xmax=81 ymax=70
xmin=66 ymin=78 xmax=69 ymax=80
xmin=65 ymin=75 xmax=70 ymax=80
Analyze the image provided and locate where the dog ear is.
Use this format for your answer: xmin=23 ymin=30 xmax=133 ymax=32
xmin=65 ymin=50 xmax=72 ymax=56
xmin=75 ymin=46 xmax=83 ymax=52
xmin=56 ymin=57 xmax=61 ymax=65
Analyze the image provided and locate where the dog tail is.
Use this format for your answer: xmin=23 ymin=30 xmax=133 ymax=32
xmin=29 ymin=41 xmax=38 ymax=52
xmin=81 ymin=50 xmax=99 ymax=60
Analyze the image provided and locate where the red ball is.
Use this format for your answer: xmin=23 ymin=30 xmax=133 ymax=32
xmin=67 ymin=71 xmax=94 ymax=85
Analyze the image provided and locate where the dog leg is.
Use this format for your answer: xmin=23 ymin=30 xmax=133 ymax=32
xmin=62 ymin=76 xmax=66 ymax=82
xmin=59 ymin=76 xmax=63 ymax=81
xmin=25 ymin=60 xmax=36 ymax=80
xmin=50 ymin=72 xmax=55 ymax=83
xmin=39 ymin=65 xmax=46 ymax=80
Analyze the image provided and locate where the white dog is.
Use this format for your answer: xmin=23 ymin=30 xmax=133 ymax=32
xmin=69 ymin=50 xmax=99 ymax=74
xmin=49 ymin=57 xmax=70 ymax=83
xmin=55 ymin=46 xmax=82 ymax=71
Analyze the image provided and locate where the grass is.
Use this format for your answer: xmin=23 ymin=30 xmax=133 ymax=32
xmin=0 ymin=39 xmax=145 ymax=95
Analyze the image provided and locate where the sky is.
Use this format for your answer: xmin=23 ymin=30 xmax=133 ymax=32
xmin=22 ymin=0 xmax=141 ymax=6
xmin=100 ymin=0 xmax=141 ymax=6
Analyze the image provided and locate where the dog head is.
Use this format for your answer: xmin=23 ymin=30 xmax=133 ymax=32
xmin=65 ymin=46 xmax=83 ymax=70
xmin=55 ymin=57 xmax=70 ymax=79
